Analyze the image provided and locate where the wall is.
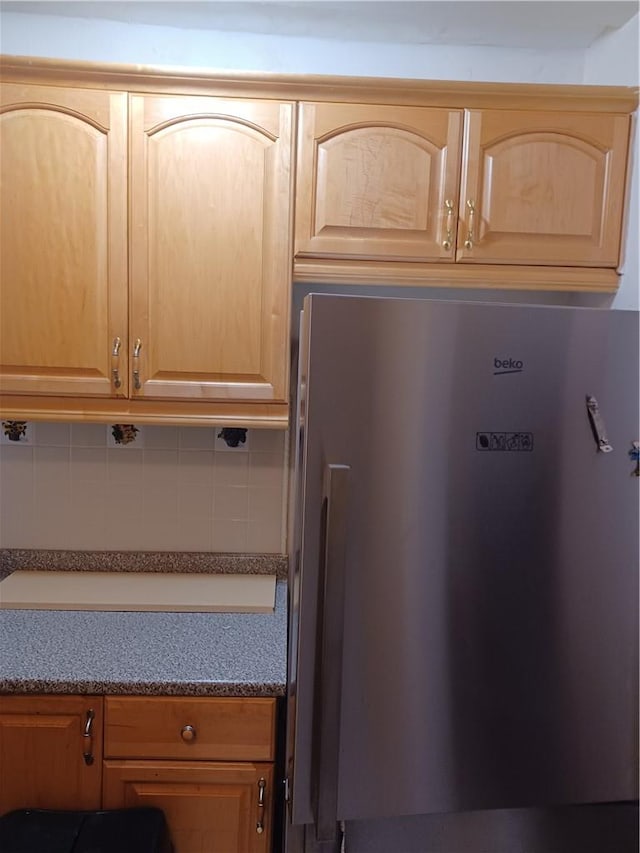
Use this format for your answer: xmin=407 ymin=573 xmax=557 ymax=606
xmin=0 ymin=10 xmax=586 ymax=82
xmin=583 ymin=15 xmax=639 ymax=310
xmin=0 ymin=10 xmax=637 ymax=553
xmin=0 ymin=423 xmax=286 ymax=552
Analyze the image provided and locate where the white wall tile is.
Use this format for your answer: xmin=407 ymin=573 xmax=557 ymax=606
xmin=179 ymin=427 xmax=215 ymax=450
xmin=71 ymin=423 xmax=107 ymax=447
xmin=34 ymin=447 xmax=71 ymax=499
xmin=0 ymin=424 xmax=287 ymax=553
xmin=34 ymin=480 xmax=72 ymax=549
xmin=0 ymin=447 xmax=34 ymax=547
xmin=144 ymin=426 xmax=179 ymax=450
xmin=108 ymin=448 xmax=143 ymax=483
xmin=213 ymin=485 xmax=249 ymax=521
xmin=214 ymin=452 xmax=249 ymax=487
xmin=212 ymin=518 xmax=248 ymax=553
xmin=142 ymin=449 xmax=180 ymax=484
xmin=70 ymin=447 xmax=107 ymax=481
xmin=178 ymin=450 xmax=215 ymax=485
xmin=69 ymin=483 xmax=107 ymax=550
xmin=34 ymin=422 xmax=70 ymax=446
xmin=249 ymin=429 xmax=286 ymax=453
xmin=249 ymin=452 xmax=285 ymax=489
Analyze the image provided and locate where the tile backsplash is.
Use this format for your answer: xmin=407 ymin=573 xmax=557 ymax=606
xmin=0 ymin=423 xmax=287 ymax=553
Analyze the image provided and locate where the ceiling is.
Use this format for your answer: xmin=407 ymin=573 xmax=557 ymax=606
xmin=1 ymin=1 xmax=638 ymax=50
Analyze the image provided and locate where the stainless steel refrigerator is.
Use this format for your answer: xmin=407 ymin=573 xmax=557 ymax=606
xmin=285 ymin=294 xmax=639 ymax=853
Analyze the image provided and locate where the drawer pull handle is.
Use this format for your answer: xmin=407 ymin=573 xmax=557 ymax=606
xmin=256 ymin=777 xmax=266 ymax=834
xmin=82 ymin=709 xmax=95 ymax=766
xmin=180 ymin=724 xmax=197 ymax=742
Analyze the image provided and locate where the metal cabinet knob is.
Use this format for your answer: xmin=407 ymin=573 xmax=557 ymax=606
xmin=180 ymin=724 xmax=196 ymax=742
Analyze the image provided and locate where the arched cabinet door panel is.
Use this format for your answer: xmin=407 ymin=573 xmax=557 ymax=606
xmin=0 ymin=84 xmax=128 ymax=397
xmin=295 ymin=103 xmax=463 ymax=261
xmin=458 ymin=109 xmax=630 ymax=266
xmin=129 ymin=95 xmax=294 ymax=404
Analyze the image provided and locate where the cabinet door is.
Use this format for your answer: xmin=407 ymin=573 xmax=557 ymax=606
xmin=0 ymin=84 xmax=128 ymax=397
xmin=130 ymin=94 xmax=294 ymax=404
xmin=0 ymin=695 xmax=103 ymax=813
xmin=458 ymin=109 xmax=630 ymax=266
xmin=103 ymin=760 xmax=274 ymax=853
xmin=295 ymin=102 xmax=462 ymax=261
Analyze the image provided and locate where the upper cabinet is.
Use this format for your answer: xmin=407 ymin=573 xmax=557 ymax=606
xmin=0 ymin=83 xmax=128 ymax=398
xmin=0 ymin=58 xmax=637 ymax=425
xmin=295 ymin=103 xmax=463 ymax=262
xmin=129 ymin=95 xmax=293 ymax=405
xmin=0 ymin=79 xmax=294 ymax=427
xmin=458 ymin=110 xmax=630 ymax=267
xmin=294 ymin=100 xmax=631 ymax=288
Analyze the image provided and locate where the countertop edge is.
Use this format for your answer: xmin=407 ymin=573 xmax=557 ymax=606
xmin=0 ymin=549 xmax=288 ymax=580
xmin=0 ymin=679 xmax=285 ymax=698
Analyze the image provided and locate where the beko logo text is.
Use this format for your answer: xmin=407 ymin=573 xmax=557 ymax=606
xmin=494 ymin=358 xmax=523 ymax=375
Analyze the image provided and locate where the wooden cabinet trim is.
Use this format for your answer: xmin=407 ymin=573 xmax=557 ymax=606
xmin=293 ymin=258 xmax=620 ymax=291
xmin=1 ymin=55 xmax=637 ymax=112
xmin=0 ymin=396 xmax=289 ymax=427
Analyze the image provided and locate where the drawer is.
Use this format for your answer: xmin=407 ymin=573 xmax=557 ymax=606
xmin=104 ymin=696 xmax=276 ymax=761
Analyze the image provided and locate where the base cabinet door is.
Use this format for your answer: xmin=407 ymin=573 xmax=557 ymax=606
xmin=103 ymin=760 xmax=274 ymax=853
xmin=0 ymin=695 xmax=103 ymax=814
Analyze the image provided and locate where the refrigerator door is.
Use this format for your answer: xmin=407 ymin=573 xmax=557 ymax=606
xmin=287 ymin=295 xmax=638 ymax=841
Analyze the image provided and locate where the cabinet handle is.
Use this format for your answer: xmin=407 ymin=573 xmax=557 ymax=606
xmin=132 ymin=338 xmax=142 ymax=391
xmin=442 ymin=199 xmax=455 ymax=250
xmin=82 ymin=709 xmax=95 ymax=766
xmin=464 ymin=199 xmax=476 ymax=250
xmin=180 ymin=725 xmax=196 ymax=742
xmin=111 ymin=336 xmax=122 ymax=390
xmin=256 ymin=777 xmax=266 ymax=834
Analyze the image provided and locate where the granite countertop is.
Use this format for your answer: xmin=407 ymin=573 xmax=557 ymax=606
xmin=0 ymin=550 xmax=288 ymax=698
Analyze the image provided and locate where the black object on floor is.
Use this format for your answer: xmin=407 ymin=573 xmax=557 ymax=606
xmin=0 ymin=807 xmax=173 ymax=853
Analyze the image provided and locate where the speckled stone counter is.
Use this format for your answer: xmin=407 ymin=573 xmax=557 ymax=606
xmin=0 ymin=581 xmax=287 ymax=697
xmin=0 ymin=549 xmax=288 ymax=581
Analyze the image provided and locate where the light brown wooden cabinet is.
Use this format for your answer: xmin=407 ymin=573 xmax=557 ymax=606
xmin=457 ymin=109 xmax=630 ymax=267
xmin=0 ymin=695 xmax=277 ymax=853
xmin=103 ymin=696 xmax=277 ymax=853
xmin=0 ymin=695 xmax=104 ymax=814
xmin=0 ymin=82 xmax=293 ymax=427
xmin=129 ymin=94 xmax=293 ymax=407
xmin=294 ymin=101 xmax=631 ymax=285
xmin=1 ymin=58 xmax=637 ymax=427
xmin=295 ymin=102 xmax=463 ymax=262
xmin=0 ymin=84 xmax=128 ymax=399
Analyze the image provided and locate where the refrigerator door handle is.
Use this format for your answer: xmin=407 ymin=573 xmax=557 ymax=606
xmin=313 ymin=462 xmax=351 ymax=844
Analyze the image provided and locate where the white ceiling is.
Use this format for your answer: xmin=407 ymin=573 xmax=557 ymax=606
xmin=1 ymin=1 xmax=638 ymax=50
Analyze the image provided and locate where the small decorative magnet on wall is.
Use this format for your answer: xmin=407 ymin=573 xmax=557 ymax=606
xmin=1 ymin=420 xmax=30 ymax=443
xmin=629 ymin=441 xmax=640 ymax=477
xmin=216 ymin=428 xmax=248 ymax=449
xmin=109 ymin=423 xmax=141 ymax=447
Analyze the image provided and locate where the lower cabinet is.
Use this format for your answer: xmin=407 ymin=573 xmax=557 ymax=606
xmin=0 ymin=694 xmax=277 ymax=853
xmin=0 ymin=695 xmax=103 ymax=813
xmin=103 ymin=761 xmax=274 ymax=853
xmin=103 ymin=696 xmax=277 ymax=853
